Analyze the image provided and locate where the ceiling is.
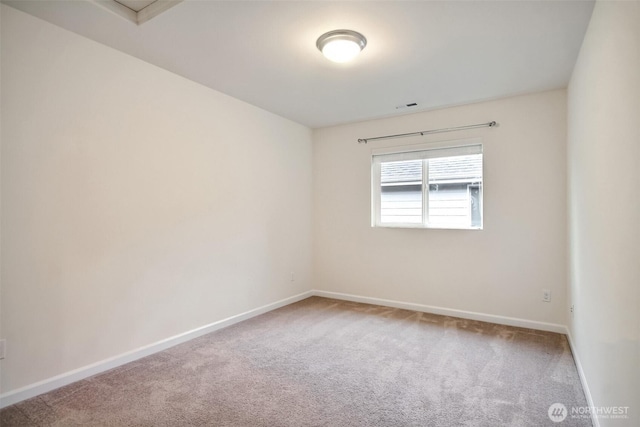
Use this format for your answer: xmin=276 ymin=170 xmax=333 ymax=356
xmin=2 ymin=0 xmax=595 ymax=128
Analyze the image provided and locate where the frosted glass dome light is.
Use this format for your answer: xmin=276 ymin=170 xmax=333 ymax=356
xmin=316 ymin=30 xmax=367 ymax=63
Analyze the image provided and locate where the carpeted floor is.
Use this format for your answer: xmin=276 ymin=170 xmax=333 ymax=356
xmin=1 ymin=297 xmax=591 ymax=426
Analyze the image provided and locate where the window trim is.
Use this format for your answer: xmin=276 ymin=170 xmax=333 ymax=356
xmin=371 ymin=138 xmax=483 ymax=230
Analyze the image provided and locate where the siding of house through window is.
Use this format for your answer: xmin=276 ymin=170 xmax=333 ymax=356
xmin=380 ymin=160 xmax=423 ymax=223
xmin=376 ymin=146 xmax=482 ymax=228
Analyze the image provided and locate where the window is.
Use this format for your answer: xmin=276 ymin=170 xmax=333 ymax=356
xmin=372 ymin=143 xmax=483 ymax=229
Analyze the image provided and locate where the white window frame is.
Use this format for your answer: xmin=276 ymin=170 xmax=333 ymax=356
xmin=371 ymin=138 xmax=483 ymax=230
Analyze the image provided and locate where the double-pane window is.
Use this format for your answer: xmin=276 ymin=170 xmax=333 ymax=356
xmin=372 ymin=143 xmax=483 ymax=229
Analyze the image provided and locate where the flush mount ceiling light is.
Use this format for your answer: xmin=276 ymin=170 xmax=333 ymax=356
xmin=316 ymin=29 xmax=367 ymax=63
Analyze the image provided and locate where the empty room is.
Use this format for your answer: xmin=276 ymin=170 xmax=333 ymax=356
xmin=0 ymin=0 xmax=638 ymax=426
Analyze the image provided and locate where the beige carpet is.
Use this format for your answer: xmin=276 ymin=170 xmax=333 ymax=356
xmin=1 ymin=297 xmax=590 ymax=426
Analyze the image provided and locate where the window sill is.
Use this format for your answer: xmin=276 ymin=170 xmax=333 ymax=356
xmin=373 ymin=223 xmax=483 ymax=231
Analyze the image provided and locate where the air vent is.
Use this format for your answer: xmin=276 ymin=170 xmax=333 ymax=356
xmin=395 ymin=102 xmax=418 ymax=110
xmin=90 ymin=0 xmax=183 ymax=25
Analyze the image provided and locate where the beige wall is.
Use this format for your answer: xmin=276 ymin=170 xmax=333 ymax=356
xmin=313 ymin=90 xmax=568 ymax=325
xmin=567 ymin=1 xmax=640 ymax=425
xmin=0 ymin=5 xmax=312 ymax=394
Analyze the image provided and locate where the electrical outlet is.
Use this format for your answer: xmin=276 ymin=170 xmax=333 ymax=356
xmin=570 ymin=305 xmax=575 ymax=315
xmin=0 ymin=339 xmax=6 ymax=360
xmin=542 ymin=289 xmax=551 ymax=302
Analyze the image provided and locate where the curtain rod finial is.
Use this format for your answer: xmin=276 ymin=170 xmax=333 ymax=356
xmin=358 ymin=139 xmax=368 ymax=144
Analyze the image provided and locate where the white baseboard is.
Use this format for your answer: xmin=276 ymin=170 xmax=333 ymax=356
xmin=0 ymin=290 xmax=313 ymax=409
xmin=312 ymin=290 xmax=568 ymax=334
xmin=565 ymin=330 xmax=598 ymax=427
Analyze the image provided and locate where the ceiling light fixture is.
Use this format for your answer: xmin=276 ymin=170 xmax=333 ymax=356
xmin=316 ymin=29 xmax=367 ymax=63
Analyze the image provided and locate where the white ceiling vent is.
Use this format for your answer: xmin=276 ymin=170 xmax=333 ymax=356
xmin=91 ymin=0 xmax=182 ymax=25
